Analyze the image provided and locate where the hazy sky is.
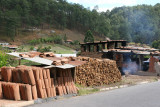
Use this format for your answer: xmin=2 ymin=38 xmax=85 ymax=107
xmin=67 ymin=0 xmax=160 ymax=12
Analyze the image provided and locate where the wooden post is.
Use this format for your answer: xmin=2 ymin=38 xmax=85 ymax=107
xmin=81 ymin=45 xmax=85 ymax=52
xmin=105 ymin=43 xmax=107 ymax=49
xmin=19 ymin=58 xmax=21 ymax=65
xmin=102 ymin=43 xmax=105 ymax=49
xmin=88 ymin=45 xmax=91 ymax=52
xmin=86 ymin=45 xmax=89 ymax=52
xmin=73 ymin=67 xmax=76 ymax=82
xmin=84 ymin=45 xmax=87 ymax=52
xmin=139 ymin=55 xmax=144 ymax=71
xmin=94 ymin=44 xmax=97 ymax=52
xmin=97 ymin=44 xmax=99 ymax=52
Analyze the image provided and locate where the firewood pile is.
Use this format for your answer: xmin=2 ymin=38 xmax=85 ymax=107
xmin=75 ymin=57 xmax=121 ymax=86
xmin=0 ymin=65 xmax=77 ymax=101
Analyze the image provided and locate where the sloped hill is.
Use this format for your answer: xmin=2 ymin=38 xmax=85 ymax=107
xmin=2 ymin=29 xmax=105 ymax=45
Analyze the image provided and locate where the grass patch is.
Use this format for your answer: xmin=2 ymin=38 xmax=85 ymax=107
xmin=75 ymin=84 xmax=100 ymax=96
xmin=78 ymin=88 xmax=99 ymax=96
xmin=20 ymin=60 xmax=41 ymax=66
xmin=52 ymin=44 xmax=74 ymax=54
xmin=8 ymin=59 xmax=41 ymax=67
xmin=18 ymin=43 xmax=75 ymax=54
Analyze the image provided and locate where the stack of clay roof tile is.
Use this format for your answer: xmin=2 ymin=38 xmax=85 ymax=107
xmin=39 ymin=52 xmax=55 ymax=58
xmin=19 ymin=52 xmax=41 ymax=58
xmin=151 ymin=51 xmax=160 ymax=55
xmin=34 ymin=67 xmax=56 ymax=98
xmin=0 ymin=65 xmax=78 ymax=101
xmin=18 ymin=52 xmax=86 ymax=67
xmin=0 ymin=66 xmax=56 ymax=100
xmin=56 ymin=69 xmax=77 ymax=96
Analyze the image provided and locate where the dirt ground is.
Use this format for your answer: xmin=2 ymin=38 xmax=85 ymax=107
xmin=93 ymin=71 xmax=160 ymax=89
xmin=0 ymin=99 xmax=34 ymax=107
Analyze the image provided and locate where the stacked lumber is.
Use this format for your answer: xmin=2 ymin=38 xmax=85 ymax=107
xmin=149 ymin=56 xmax=159 ymax=72
xmin=56 ymin=69 xmax=77 ymax=96
xmin=75 ymin=57 xmax=121 ymax=86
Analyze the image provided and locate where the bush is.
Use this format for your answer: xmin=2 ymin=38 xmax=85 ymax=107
xmin=152 ymin=40 xmax=160 ymax=49
xmin=53 ymin=36 xmax=62 ymax=44
xmin=30 ymin=46 xmax=34 ymax=51
xmin=71 ymin=40 xmax=80 ymax=45
xmin=37 ymin=46 xmax=51 ymax=53
xmin=0 ymin=51 xmax=8 ymax=67
xmin=28 ymin=35 xmax=63 ymax=45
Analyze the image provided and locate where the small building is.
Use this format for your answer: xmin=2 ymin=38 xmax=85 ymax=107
xmin=0 ymin=41 xmax=9 ymax=46
xmin=80 ymin=40 xmax=127 ymax=53
xmin=80 ymin=40 xmax=160 ymax=74
xmin=3 ymin=45 xmax=18 ymax=51
xmin=66 ymin=40 xmax=73 ymax=44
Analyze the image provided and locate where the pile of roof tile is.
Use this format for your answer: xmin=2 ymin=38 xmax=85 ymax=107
xmin=39 ymin=52 xmax=55 ymax=58
xmin=151 ymin=51 xmax=160 ymax=55
xmin=19 ymin=52 xmax=41 ymax=58
xmin=56 ymin=69 xmax=77 ymax=96
xmin=0 ymin=65 xmax=77 ymax=101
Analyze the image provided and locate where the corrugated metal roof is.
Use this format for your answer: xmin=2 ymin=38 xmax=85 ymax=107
xmin=56 ymin=64 xmax=75 ymax=69
xmin=55 ymin=54 xmax=76 ymax=57
xmin=80 ymin=40 xmax=127 ymax=45
xmin=7 ymin=52 xmax=76 ymax=69
xmin=7 ymin=52 xmax=53 ymax=65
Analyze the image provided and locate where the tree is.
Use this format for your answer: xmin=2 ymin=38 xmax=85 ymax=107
xmin=152 ymin=40 xmax=160 ymax=49
xmin=84 ymin=30 xmax=94 ymax=43
xmin=64 ymin=34 xmax=67 ymax=42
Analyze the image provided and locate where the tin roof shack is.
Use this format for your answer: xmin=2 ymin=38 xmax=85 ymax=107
xmin=80 ymin=40 xmax=127 ymax=58
xmin=5 ymin=52 xmax=85 ymax=99
xmin=7 ymin=52 xmax=122 ymax=87
xmin=0 ymin=41 xmax=9 ymax=46
xmin=102 ymin=46 xmax=160 ymax=75
xmin=3 ymin=45 xmax=18 ymax=51
xmin=65 ymin=40 xmax=73 ymax=44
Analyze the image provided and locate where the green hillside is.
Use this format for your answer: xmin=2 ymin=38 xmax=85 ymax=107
xmin=0 ymin=0 xmax=160 ymax=45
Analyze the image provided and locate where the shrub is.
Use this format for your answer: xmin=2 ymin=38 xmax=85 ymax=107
xmin=30 ymin=46 xmax=34 ymax=51
xmin=0 ymin=51 xmax=8 ymax=67
xmin=152 ymin=40 xmax=160 ymax=49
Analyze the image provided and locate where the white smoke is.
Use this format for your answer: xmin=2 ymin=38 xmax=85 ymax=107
xmin=122 ymin=61 xmax=138 ymax=75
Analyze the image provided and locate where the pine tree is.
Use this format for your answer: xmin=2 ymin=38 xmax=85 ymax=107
xmin=84 ymin=30 xmax=94 ymax=43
